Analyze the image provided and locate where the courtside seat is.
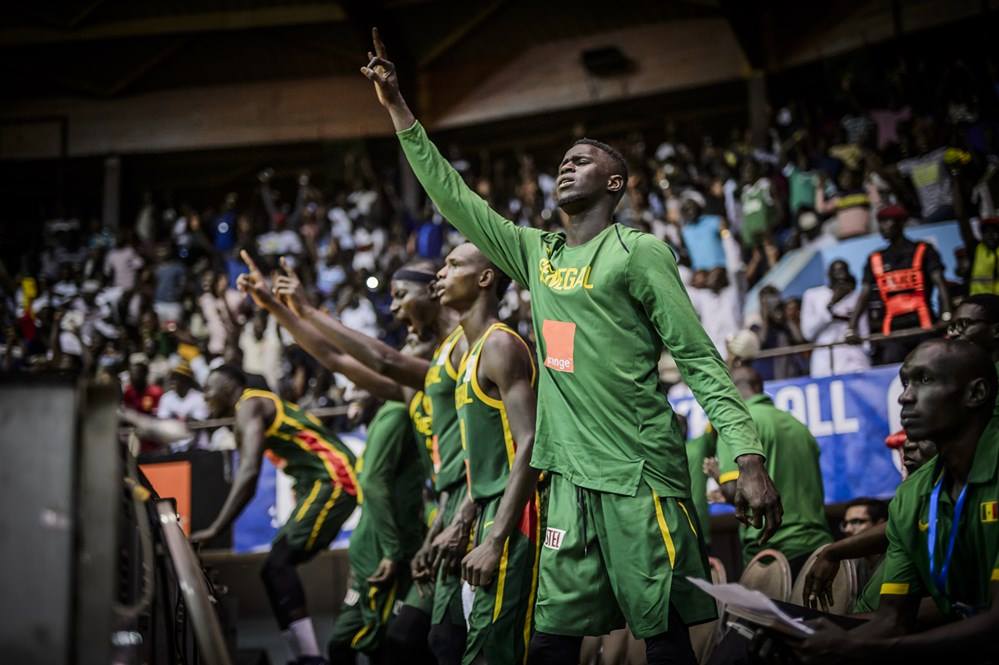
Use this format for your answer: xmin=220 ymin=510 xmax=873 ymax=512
xmin=738 ymin=549 xmax=792 ymax=602
xmin=789 ymin=548 xmax=859 ymax=615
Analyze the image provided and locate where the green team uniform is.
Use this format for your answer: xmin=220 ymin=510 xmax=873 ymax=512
xmin=425 ymin=326 xmax=471 ymax=625
xmin=399 ymin=121 xmax=765 ymax=638
xmin=237 ymin=389 xmax=358 ymax=555
xmin=330 ymin=401 xmax=426 ymax=652
xmin=878 ymin=420 xmax=999 ymax=619
xmin=456 ymin=322 xmax=540 ymax=665
xmin=402 ymin=389 xmax=438 ymax=615
xmin=718 ymin=394 xmax=832 ymax=564
xmin=686 ymin=427 xmax=717 ymax=547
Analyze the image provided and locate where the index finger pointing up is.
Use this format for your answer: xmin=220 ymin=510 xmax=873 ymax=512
xmin=240 ymin=249 xmax=261 ymax=275
xmin=279 ymin=256 xmax=296 ymax=278
xmin=372 ymin=27 xmax=387 ymax=58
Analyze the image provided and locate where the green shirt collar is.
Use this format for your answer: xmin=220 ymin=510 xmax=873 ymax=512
xmin=919 ymin=417 xmax=999 ymax=494
xmin=745 ymin=393 xmax=773 ymax=407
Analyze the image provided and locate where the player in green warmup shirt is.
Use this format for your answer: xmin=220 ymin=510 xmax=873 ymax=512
xmin=715 ymin=366 xmax=832 ymax=573
xmin=193 ymin=366 xmax=358 ymax=665
xmin=360 ymin=30 xmax=781 ymax=665
xmin=434 ymin=242 xmax=541 ymax=665
xmin=794 ymin=339 xmax=999 ymax=662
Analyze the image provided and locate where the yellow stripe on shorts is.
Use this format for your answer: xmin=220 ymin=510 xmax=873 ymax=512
xmin=294 ymin=480 xmax=322 ymax=522
xmin=677 ymin=500 xmax=698 ymax=536
xmin=492 ymin=537 xmax=511 ymax=622
xmin=306 ymin=484 xmax=342 ymax=551
xmin=652 ymin=489 xmax=676 ymax=568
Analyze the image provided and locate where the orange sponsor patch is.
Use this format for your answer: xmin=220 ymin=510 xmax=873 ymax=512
xmin=542 ymin=319 xmax=576 ymax=373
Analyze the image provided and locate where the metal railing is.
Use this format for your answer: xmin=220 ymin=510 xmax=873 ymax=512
xmin=748 ymin=325 xmax=942 ymax=372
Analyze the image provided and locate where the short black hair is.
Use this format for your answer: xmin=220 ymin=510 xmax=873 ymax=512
xmin=844 ymin=497 xmax=888 ymax=524
xmin=961 ymin=293 xmax=999 ymax=325
xmin=572 ymin=137 xmax=629 ymax=186
xmin=211 ymin=363 xmax=247 ymax=388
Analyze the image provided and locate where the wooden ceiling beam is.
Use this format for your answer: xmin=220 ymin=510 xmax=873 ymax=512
xmin=0 ymin=4 xmax=346 ymax=47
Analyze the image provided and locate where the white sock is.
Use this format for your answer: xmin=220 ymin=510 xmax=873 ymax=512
xmin=286 ymin=617 xmax=320 ymax=658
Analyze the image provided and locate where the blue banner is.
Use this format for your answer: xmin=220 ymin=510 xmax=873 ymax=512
xmin=671 ymin=364 xmax=905 ymax=504
xmin=233 ymin=429 xmax=367 ymax=553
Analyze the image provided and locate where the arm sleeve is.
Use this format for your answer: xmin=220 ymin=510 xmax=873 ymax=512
xmin=396 ymin=122 xmax=538 ymax=286
xmin=717 ymin=408 xmax=769 ymax=484
xmin=627 ymin=235 xmax=764 ymax=463
xmin=361 ymin=409 xmax=411 ymax=562
xmin=879 ymin=496 xmax=926 ymax=599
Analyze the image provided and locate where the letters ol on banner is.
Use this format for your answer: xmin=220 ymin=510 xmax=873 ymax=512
xmin=670 ymin=364 xmax=904 ymax=504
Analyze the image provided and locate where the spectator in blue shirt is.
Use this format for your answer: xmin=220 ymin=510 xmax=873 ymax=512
xmin=679 ymin=189 xmax=726 ymax=272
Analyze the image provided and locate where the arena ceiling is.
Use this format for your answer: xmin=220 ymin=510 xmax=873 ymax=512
xmin=1 ymin=0 xmax=728 ymax=101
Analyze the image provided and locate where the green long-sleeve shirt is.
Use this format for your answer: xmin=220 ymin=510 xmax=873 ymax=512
xmin=349 ymin=401 xmax=425 ymax=577
xmin=398 ymin=121 xmax=764 ymax=498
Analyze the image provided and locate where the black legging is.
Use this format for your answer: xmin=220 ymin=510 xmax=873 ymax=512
xmin=386 ymin=604 xmax=436 ymax=665
xmin=528 ymin=605 xmax=696 ymax=665
xmin=260 ymin=536 xmax=311 ymax=629
xmin=427 ymin=614 xmax=467 ymax=665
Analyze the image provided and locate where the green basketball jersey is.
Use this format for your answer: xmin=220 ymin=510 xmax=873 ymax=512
xmin=408 ymin=389 xmax=435 ymax=485
xmin=455 ymin=323 xmax=536 ymax=501
xmin=238 ymin=389 xmax=359 ymax=497
xmin=424 ymin=326 xmax=466 ymax=492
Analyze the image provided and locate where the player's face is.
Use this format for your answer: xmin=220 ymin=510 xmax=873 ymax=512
xmin=898 ymin=344 xmax=965 ymax=441
xmin=556 ymin=144 xmax=617 ymax=211
xmin=390 ymin=279 xmax=436 ymax=335
xmin=902 ymin=437 xmax=937 ymax=475
xmin=436 ymin=244 xmax=488 ymax=310
xmin=204 ymin=372 xmax=234 ymax=418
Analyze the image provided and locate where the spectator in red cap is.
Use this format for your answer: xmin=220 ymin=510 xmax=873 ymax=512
xmin=846 ymin=204 xmax=952 ymax=364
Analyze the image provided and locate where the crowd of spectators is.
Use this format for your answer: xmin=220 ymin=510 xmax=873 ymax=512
xmin=1 ymin=55 xmax=999 ymax=449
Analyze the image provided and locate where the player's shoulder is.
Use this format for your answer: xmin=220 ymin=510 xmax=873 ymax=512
xmin=616 ymin=226 xmax=679 ymax=263
xmin=480 ymin=324 xmax=533 ymax=371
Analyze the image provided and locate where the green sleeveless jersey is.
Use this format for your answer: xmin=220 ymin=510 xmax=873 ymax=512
xmin=238 ymin=389 xmax=359 ymax=498
xmin=424 ymin=326 xmax=466 ymax=492
xmin=350 ymin=401 xmax=426 ymax=575
xmin=409 ymin=389 xmax=436 ymax=485
xmin=455 ymin=323 xmax=536 ymax=501
xmin=399 ymin=121 xmax=764 ymax=499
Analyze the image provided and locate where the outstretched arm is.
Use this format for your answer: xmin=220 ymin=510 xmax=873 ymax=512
xmin=360 ymin=28 xmax=535 ymax=287
xmin=191 ymin=399 xmax=269 ymax=542
xmin=803 ymin=522 xmax=888 ymax=610
xmin=237 ymin=261 xmax=409 ymax=402
xmin=242 ymin=251 xmax=428 ymax=390
xmin=627 ymin=235 xmax=782 ymax=542
xmin=462 ymin=331 xmax=539 ymax=587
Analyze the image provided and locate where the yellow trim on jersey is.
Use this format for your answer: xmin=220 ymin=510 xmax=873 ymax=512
xmin=306 ymin=484 xmax=342 ymax=550
xmin=440 ymin=326 xmax=464 ymax=381
xmin=718 ymin=470 xmax=740 ymax=485
xmin=239 ymin=389 xmax=284 ymax=438
xmin=880 ymin=582 xmax=911 ymax=595
xmin=350 ymin=586 xmax=379 ymax=648
xmin=991 ymin=568 xmax=999 ymax=582
xmin=492 ymin=536 xmax=512 ymax=622
xmin=498 ymin=408 xmax=516 ymax=469
xmin=677 ymin=500 xmax=698 ymax=537
xmin=295 ymin=480 xmax=322 ymax=522
xmin=271 ymin=425 xmax=362 ymax=504
xmin=652 ymin=489 xmax=676 ymax=568
xmin=523 ymin=492 xmax=541 ymax=664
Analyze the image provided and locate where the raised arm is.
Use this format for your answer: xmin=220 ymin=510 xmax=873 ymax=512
xmin=237 ymin=261 xmax=409 ymax=402
xmin=461 ymin=331 xmax=539 ymax=587
xmin=241 ymin=251 xmax=428 ymax=390
xmin=190 ymin=398 xmax=269 ymax=543
xmin=360 ymin=28 xmax=535 ymax=286
xmin=626 ymin=235 xmax=782 ymax=542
